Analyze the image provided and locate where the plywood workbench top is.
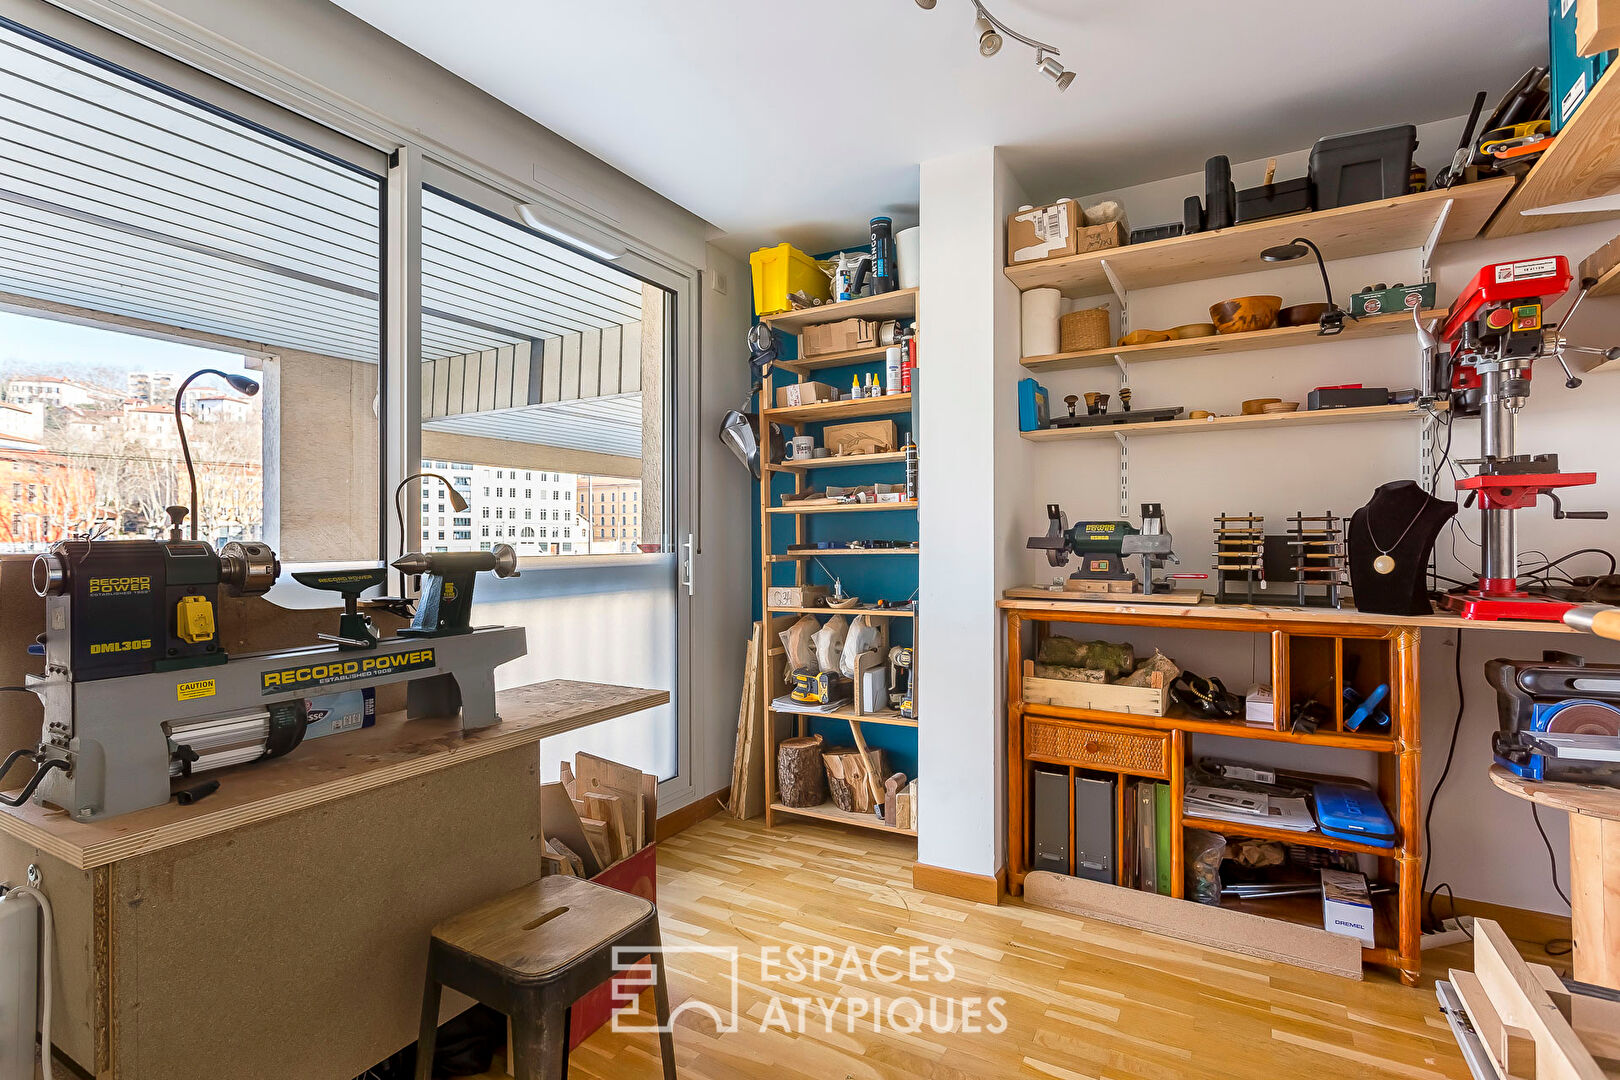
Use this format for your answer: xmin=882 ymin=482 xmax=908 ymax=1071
xmin=0 ymin=679 xmax=667 ymax=870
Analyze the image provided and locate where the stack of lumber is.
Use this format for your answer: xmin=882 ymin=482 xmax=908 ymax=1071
xmin=726 ymin=623 xmax=766 ymax=819
xmin=540 ymin=752 xmax=657 ymax=877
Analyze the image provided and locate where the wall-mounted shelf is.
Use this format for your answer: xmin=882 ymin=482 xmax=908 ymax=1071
xmin=1483 ymin=69 xmax=1620 ymax=238
xmin=765 ymin=393 xmax=912 ymax=425
xmin=1003 ymin=179 xmax=1515 ymax=298
xmin=768 ymin=500 xmax=918 ymax=515
xmin=778 ymin=344 xmax=892 ymax=374
xmin=770 ymin=450 xmax=909 ymax=470
xmin=770 ymin=704 xmax=918 ymax=728
xmin=770 ymin=801 xmax=918 ymax=837
xmin=768 ymin=549 xmax=918 ymax=562
xmin=1021 ymin=403 xmax=1437 ymax=442
xmin=1021 ymin=310 xmax=1441 ymax=373
xmin=767 ymin=605 xmax=915 ymax=619
xmin=761 ymin=288 xmax=919 ymax=333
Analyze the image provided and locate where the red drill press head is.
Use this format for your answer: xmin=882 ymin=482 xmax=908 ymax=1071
xmin=1441 ymin=256 xmax=1571 ymax=350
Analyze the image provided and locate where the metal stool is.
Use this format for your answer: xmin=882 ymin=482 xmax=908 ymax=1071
xmin=414 ymin=876 xmax=676 ymax=1079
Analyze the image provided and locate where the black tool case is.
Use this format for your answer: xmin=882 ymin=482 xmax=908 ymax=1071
xmin=1310 ymin=125 xmax=1417 ymax=208
xmin=1236 ymin=177 xmax=1313 ymax=223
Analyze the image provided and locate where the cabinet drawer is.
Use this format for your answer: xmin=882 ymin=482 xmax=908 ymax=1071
xmin=1024 ymin=717 xmax=1172 ymax=778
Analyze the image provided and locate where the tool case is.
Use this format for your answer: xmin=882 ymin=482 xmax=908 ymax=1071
xmin=1312 ymin=782 xmax=1396 ymax=847
xmin=1235 ymin=177 xmax=1312 ymax=223
xmin=1310 ymin=125 xmax=1417 ymax=208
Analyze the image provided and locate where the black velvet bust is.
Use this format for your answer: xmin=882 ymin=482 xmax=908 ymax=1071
xmin=1348 ymin=481 xmax=1457 ymax=615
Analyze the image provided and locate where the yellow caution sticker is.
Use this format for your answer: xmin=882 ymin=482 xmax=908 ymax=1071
xmin=177 ymin=678 xmax=217 ymax=702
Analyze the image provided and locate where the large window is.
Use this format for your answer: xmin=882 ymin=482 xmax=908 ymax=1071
xmin=0 ymin=19 xmax=384 ymax=559
xmin=414 ymin=189 xmax=669 ymax=558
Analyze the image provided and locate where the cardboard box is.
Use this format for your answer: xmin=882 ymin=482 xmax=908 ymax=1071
xmin=1077 ymin=220 xmax=1126 ymax=254
xmin=303 ymin=687 xmax=375 ymax=741
xmin=767 ymin=585 xmax=829 ymax=608
xmin=1008 ymin=198 xmax=1079 ymax=265
xmin=802 ymin=318 xmax=879 ymax=358
xmin=774 ymin=381 xmax=837 ymax=408
xmin=822 ymin=419 xmax=898 ymax=455
xmin=1320 ymin=869 xmax=1376 ymax=947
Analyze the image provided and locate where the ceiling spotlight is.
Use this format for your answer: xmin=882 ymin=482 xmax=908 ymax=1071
xmin=976 ymin=14 xmax=1003 ymax=56
xmin=1038 ymin=53 xmax=1075 ymax=91
xmin=914 ymin=0 xmax=936 ymax=7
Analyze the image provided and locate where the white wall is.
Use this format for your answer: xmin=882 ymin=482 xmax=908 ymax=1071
xmin=1000 ymin=141 xmax=1620 ymax=915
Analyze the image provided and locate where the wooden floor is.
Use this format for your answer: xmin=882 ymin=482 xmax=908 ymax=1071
xmin=464 ymin=813 xmax=1568 ymax=1080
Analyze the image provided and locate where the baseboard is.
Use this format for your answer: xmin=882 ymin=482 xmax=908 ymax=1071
xmin=912 ymin=861 xmax=1005 ymax=905
xmin=1424 ymin=890 xmax=1572 ymax=948
xmin=655 ymin=786 xmax=730 ymax=842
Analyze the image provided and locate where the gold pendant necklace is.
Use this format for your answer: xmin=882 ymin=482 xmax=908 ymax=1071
xmin=1368 ymin=500 xmax=1426 ymax=575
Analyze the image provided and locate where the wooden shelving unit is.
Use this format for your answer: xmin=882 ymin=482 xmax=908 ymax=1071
xmin=1021 ymin=403 xmax=1438 ymax=443
xmin=1003 ymin=179 xmax=1514 ymax=297
xmin=759 ymin=289 xmax=920 ymax=842
xmin=1022 ymin=310 xmax=1441 ymax=373
xmin=1483 ymin=68 xmax=1620 ymax=238
xmin=1002 ymin=600 xmax=1424 ymax=984
xmin=761 ymin=287 xmax=918 ymax=332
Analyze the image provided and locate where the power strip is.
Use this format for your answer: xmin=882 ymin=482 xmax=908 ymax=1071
xmin=1421 ymin=916 xmax=1475 ymax=950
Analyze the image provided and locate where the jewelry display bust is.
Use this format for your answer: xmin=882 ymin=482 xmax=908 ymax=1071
xmin=1347 ymin=480 xmax=1457 ymax=615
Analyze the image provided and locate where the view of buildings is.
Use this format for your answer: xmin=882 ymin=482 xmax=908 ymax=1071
xmin=420 ymin=460 xmax=645 ymax=556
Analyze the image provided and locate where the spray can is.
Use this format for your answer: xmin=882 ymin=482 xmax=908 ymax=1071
xmin=862 ymin=217 xmax=897 ymax=296
xmin=884 ymin=347 xmax=903 ymax=395
xmin=903 ymin=434 xmax=918 ymax=502
xmin=901 ymin=333 xmax=915 ymax=393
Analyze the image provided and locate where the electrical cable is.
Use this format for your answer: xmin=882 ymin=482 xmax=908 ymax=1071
xmin=1420 ymin=636 xmax=1466 ymax=931
xmin=1530 ymin=803 xmax=1576 ymax=956
xmin=1425 ymin=882 xmax=1473 ymax=941
xmin=5 ymin=884 xmax=54 ymax=1080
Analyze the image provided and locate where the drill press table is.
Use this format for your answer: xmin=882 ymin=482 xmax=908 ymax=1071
xmin=0 ymin=678 xmax=667 ymax=1079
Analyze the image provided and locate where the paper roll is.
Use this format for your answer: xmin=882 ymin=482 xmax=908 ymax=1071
xmin=1021 ymin=288 xmax=1062 ymax=358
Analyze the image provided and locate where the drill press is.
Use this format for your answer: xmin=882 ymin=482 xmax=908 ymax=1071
xmin=1436 ymin=257 xmax=1608 ymax=621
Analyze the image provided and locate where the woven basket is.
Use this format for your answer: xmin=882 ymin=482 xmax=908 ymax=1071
xmin=1060 ymin=307 xmax=1110 ymax=352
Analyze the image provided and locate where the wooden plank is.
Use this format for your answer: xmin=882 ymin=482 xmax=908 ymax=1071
xmin=1472 ymin=919 xmax=1607 ymax=1080
xmin=999 ymin=594 xmax=1581 ymax=635
xmin=1006 ymin=179 xmax=1514 ymax=296
xmin=1569 ymin=815 xmax=1619 ymax=989
xmin=1022 ymin=310 xmax=1441 ymax=373
xmin=107 ymin=749 xmax=540 ymax=1080
xmin=1020 ymin=403 xmax=1436 ymax=442
xmin=575 ymin=752 xmax=648 ymax=850
xmin=539 ymin=781 xmax=602 ymax=877
xmin=583 ymin=791 xmax=630 ymax=862
xmin=760 ymin=288 xmax=918 ymax=333
xmin=1005 ymin=586 xmax=1204 ymax=605
xmin=764 ymin=392 xmax=913 ymax=425
xmin=767 ymin=501 xmax=919 ymax=516
xmin=770 ymin=450 xmax=910 ymax=471
xmin=1485 ymin=68 xmax=1620 ymax=238
xmin=1450 ymin=968 xmax=1536 ymax=1080
xmin=0 ymin=681 xmax=668 ymax=870
xmin=1024 ymin=869 xmax=1362 ymax=979
xmin=768 ymin=800 xmax=917 ymax=837
xmin=779 ymin=343 xmax=893 ymax=375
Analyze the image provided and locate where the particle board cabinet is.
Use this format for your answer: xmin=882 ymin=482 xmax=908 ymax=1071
xmin=1002 ymin=599 xmax=1423 ymax=984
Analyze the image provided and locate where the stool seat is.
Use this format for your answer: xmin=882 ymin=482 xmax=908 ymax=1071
xmin=433 ymin=876 xmax=655 ymax=980
xmin=415 ymin=875 xmax=677 ymax=1078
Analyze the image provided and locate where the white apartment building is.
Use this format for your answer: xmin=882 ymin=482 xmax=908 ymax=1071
xmin=419 ymin=459 xmax=581 ymax=556
xmin=128 ymin=370 xmax=176 ymax=405
xmin=5 ymin=376 xmax=122 ymax=410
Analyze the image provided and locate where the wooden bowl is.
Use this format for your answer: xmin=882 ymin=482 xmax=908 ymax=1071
xmin=1167 ymin=322 xmax=1218 ymax=340
xmin=1209 ymin=295 xmax=1283 ymax=335
xmin=1118 ymin=329 xmax=1170 ymax=347
xmin=1277 ymin=302 xmax=1330 ymax=327
xmin=1189 ymin=410 xmax=1214 ymax=420
xmin=1241 ymin=397 xmax=1282 ymax=415
xmin=1262 ymin=401 xmax=1301 ymax=414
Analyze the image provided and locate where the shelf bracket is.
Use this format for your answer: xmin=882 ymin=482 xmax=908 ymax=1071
xmin=1420 ymin=199 xmax=1454 ymax=284
xmin=1100 ymin=257 xmax=1129 ymax=334
xmin=1114 ymin=431 xmax=1130 ymax=517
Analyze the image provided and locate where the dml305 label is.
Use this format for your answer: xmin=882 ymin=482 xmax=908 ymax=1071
xmin=260 ymin=649 xmax=436 ymax=695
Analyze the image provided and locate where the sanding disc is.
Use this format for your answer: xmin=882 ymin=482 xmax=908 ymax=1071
xmin=1544 ymin=700 xmax=1620 ymax=737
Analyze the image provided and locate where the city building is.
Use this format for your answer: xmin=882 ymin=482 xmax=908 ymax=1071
xmin=419 ymin=460 xmax=580 ymax=555
xmin=4 ymin=375 xmax=122 ymax=410
xmin=190 ymin=393 xmax=256 ymax=423
xmin=576 ymin=476 xmax=644 ymax=554
xmin=127 ymin=370 xmax=175 ymax=405
xmin=0 ymin=400 xmax=45 ymax=447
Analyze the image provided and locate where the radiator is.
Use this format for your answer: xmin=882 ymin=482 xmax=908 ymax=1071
xmin=0 ymin=888 xmax=39 ymax=1080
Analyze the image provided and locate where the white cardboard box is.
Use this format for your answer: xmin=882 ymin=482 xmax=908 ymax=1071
xmin=1321 ymin=869 xmax=1375 ymax=947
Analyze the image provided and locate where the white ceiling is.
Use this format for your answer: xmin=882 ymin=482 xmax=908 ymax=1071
xmin=333 ymin=0 xmax=1545 ymax=256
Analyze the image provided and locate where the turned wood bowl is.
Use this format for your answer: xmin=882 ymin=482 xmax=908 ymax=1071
xmin=1262 ymin=401 xmax=1301 ymax=413
xmin=1209 ymin=294 xmax=1283 ymax=335
xmin=1241 ymin=397 xmax=1282 ymax=415
xmin=1167 ymin=322 xmax=1218 ymax=339
xmin=1277 ymin=302 xmax=1330 ymax=327
xmin=1118 ymin=329 xmax=1171 ymax=347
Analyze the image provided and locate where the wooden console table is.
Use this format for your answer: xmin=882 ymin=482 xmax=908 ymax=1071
xmin=1001 ymin=597 xmax=1424 ymax=983
xmin=0 ymin=679 xmax=667 ymax=1080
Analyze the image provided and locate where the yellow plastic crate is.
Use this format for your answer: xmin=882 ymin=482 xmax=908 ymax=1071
xmin=749 ymin=243 xmax=829 ymax=317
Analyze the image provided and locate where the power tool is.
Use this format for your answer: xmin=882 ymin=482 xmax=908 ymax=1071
xmin=1487 ymin=651 xmax=1620 ymax=784
xmin=790 ymin=669 xmax=850 ymax=707
xmin=1433 ymin=257 xmax=1608 ymax=621
xmin=1027 ymin=503 xmax=1180 ymax=594
xmin=887 ymin=646 xmax=914 ymax=719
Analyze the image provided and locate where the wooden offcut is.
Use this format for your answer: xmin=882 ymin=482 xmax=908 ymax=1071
xmin=727 ymin=623 xmax=765 ymax=819
xmin=823 ymin=745 xmax=888 ymax=815
xmin=776 ymin=735 xmax=827 ymax=808
xmin=575 ymin=752 xmax=649 ymax=851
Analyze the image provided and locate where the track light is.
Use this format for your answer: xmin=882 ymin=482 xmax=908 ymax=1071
xmin=976 ymin=14 xmax=1002 ymax=56
xmin=1038 ymin=53 xmax=1075 ymax=92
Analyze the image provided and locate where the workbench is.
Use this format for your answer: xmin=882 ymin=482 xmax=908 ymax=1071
xmin=0 ymin=678 xmax=666 ymax=1080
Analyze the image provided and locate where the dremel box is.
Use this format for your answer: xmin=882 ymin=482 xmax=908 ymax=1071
xmin=1320 ymin=869 xmax=1376 ymax=947
xmin=304 ymin=687 xmax=376 ymax=741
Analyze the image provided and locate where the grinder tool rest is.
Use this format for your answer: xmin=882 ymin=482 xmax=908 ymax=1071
xmin=6 ymin=528 xmax=527 ymax=820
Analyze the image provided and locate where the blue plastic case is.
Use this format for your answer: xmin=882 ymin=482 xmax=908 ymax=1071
xmin=1312 ymin=782 xmax=1395 ymax=847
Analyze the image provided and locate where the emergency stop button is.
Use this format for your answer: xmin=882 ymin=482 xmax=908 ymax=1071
xmin=1485 ymin=307 xmax=1515 ymax=330
xmin=177 ymin=595 xmax=216 ymax=644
